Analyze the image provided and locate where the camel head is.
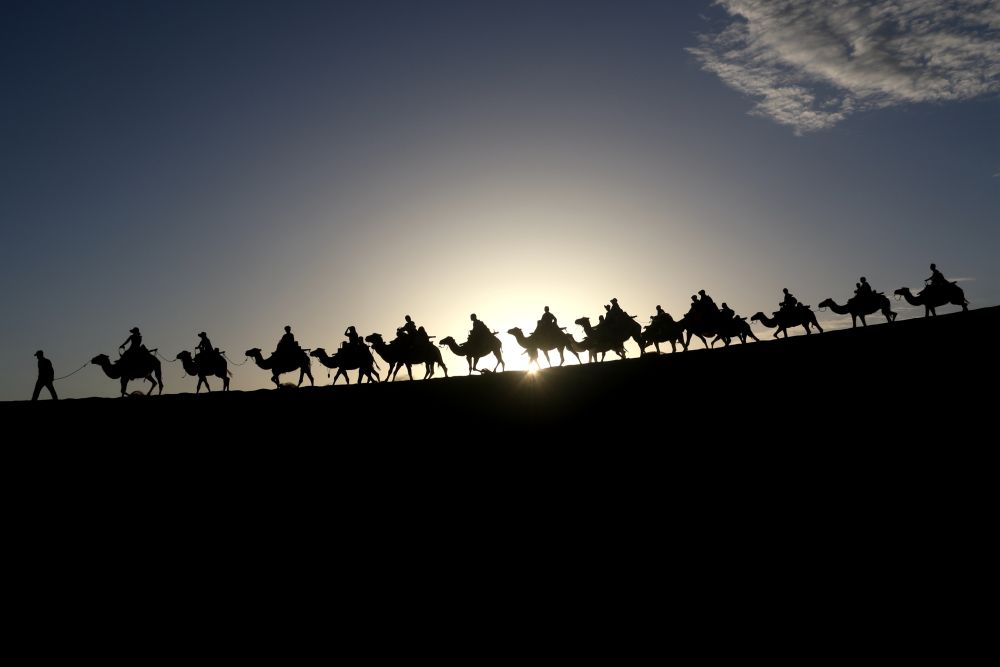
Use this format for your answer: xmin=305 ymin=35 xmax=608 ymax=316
xmin=245 ymin=347 xmax=262 ymax=358
xmin=439 ymin=336 xmax=456 ymax=347
xmin=894 ymin=288 xmax=910 ymax=297
xmin=750 ymin=312 xmax=765 ymax=322
xmin=175 ymin=351 xmax=192 ymax=361
xmin=91 ymin=354 xmax=111 ymax=366
xmin=309 ymin=347 xmax=327 ymax=358
xmin=574 ymin=316 xmax=591 ymax=328
xmin=507 ymin=327 xmax=523 ymax=337
xmin=365 ymin=333 xmax=384 ymax=345
xmin=818 ymin=298 xmax=835 ymax=309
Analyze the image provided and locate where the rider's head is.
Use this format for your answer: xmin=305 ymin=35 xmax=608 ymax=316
xmin=34 ymin=350 xmax=43 ymax=358
xmin=130 ymin=327 xmax=140 ymax=334
xmin=470 ymin=314 xmax=477 ymax=321
xmin=860 ymin=276 xmax=867 ymax=283
xmin=782 ymin=288 xmax=789 ymax=294
xmin=930 ymin=263 xmax=936 ymax=270
xmin=284 ymin=325 xmax=291 ymax=333
xmin=722 ymin=302 xmax=729 ymax=309
xmin=405 ymin=315 xmax=411 ymax=322
xmin=691 ymin=295 xmax=698 ymax=302
xmin=198 ymin=331 xmax=206 ymax=338
xmin=656 ymin=305 xmax=663 ymax=311
xmin=544 ymin=306 xmax=549 ymax=312
xmin=611 ymin=298 xmax=618 ymax=304
xmin=698 ymin=289 xmax=706 ymax=296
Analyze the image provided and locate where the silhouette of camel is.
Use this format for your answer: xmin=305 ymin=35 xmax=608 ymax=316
xmin=679 ymin=310 xmax=733 ymax=350
xmin=819 ymin=294 xmax=897 ymax=327
xmin=176 ymin=351 xmax=231 ymax=392
xmin=91 ymin=351 xmax=163 ymax=397
xmin=365 ymin=333 xmax=448 ymax=381
xmin=750 ymin=308 xmax=823 ymax=338
xmin=439 ymin=335 xmax=504 ymax=374
xmin=640 ymin=314 xmax=686 ymax=354
xmin=710 ymin=317 xmax=760 ymax=347
xmin=245 ymin=347 xmax=314 ymax=387
xmin=310 ymin=347 xmax=380 ymax=385
xmin=574 ymin=317 xmax=627 ymax=362
xmin=894 ymin=285 xmax=968 ymax=317
xmin=507 ymin=327 xmax=581 ymax=368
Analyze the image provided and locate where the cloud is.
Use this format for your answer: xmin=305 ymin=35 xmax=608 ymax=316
xmin=689 ymin=1 xmax=1000 ymax=133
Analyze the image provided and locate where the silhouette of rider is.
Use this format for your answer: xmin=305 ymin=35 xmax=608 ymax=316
xmin=119 ymin=327 xmax=142 ymax=361
xmin=32 ymin=350 xmax=58 ymax=401
xmin=856 ymin=276 xmax=873 ymax=300
xmin=719 ymin=302 xmax=735 ymax=321
xmin=469 ymin=313 xmax=490 ymax=343
xmin=196 ymin=332 xmax=214 ymax=359
xmin=277 ymin=325 xmax=297 ymax=354
xmin=925 ymin=263 xmax=947 ymax=288
xmin=400 ymin=315 xmax=417 ymax=337
xmin=779 ymin=288 xmax=798 ymax=311
xmin=539 ymin=306 xmax=558 ymax=330
xmin=651 ymin=305 xmax=668 ymax=325
xmin=609 ymin=298 xmax=625 ymax=321
xmin=685 ymin=295 xmax=700 ymax=317
xmin=698 ymin=290 xmax=718 ymax=313
xmin=416 ymin=325 xmax=431 ymax=347
xmin=344 ymin=325 xmax=362 ymax=350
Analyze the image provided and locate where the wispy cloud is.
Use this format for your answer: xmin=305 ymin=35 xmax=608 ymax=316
xmin=951 ymin=276 xmax=977 ymax=282
xmin=689 ymin=1 xmax=1000 ymax=133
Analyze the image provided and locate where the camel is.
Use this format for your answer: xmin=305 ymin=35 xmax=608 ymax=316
xmin=310 ymin=346 xmax=380 ymax=385
xmin=365 ymin=333 xmax=448 ymax=381
xmin=710 ymin=317 xmax=760 ymax=347
xmin=574 ymin=317 xmax=627 ymax=362
xmin=894 ymin=285 xmax=968 ymax=317
xmin=176 ymin=350 xmax=231 ymax=393
xmin=91 ymin=351 xmax=164 ymax=397
xmin=439 ymin=334 xmax=504 ymax=374
xmin=819 ymin=294 xmax=897 ymax=327
xmin=640 ymin=314 xmax=687 ymax=354
xmin=245 ymin=347 xmax=314 ymax=387
xmin=679 ymin=309 xmax=732 ymax=350
xmin=750 ymin=307 xmax=823 ymax=338
xmin=507 ymin=327 xmax=581 ymax=368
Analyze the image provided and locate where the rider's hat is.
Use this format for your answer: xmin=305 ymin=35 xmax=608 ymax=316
xmin=129 ymin=327 xmax=140 ymax=334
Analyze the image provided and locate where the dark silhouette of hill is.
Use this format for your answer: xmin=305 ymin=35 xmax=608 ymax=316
xmin=5 ymin=307 xmax=996 ymax=442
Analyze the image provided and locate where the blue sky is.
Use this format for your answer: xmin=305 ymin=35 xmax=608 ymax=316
xmin=1 ymin=0 xmax=997 ymax=399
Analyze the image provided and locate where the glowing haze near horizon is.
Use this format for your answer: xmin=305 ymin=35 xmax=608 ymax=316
xmin=1 ymin=0 xmax=997 ymax=400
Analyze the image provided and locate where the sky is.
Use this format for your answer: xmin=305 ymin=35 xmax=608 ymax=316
xmin=1 ymin=0 xmax=997 ymax=400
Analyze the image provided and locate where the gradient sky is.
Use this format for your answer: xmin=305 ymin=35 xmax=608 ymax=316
xmin=2 ymin=0 xmax=997 ymax=400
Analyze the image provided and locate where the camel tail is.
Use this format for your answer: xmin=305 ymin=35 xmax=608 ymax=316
xmin=227 ymin=370 xmax=233 ymax=378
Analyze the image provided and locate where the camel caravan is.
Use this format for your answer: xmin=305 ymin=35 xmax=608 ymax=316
xmin=86 ymin=264 xmax=968 ymax=393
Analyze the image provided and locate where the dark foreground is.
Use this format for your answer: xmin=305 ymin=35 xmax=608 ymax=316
xmin=6 ymin=310 xmax=994 ymax=615
xmin=5 ymin=306 xmax=996 ymax=440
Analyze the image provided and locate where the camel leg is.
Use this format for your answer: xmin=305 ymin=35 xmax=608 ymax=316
xmin=120 ymin=378 xmax=128 ymax=397
xmin=542 ymin=349 xmax=552 ymax=368
xmin=469 ymin=357 xmax=476 ymax=374
xmin=860 ymin=315 xmax=866 ymax=327
xmin=440 ymin=361 xmax=448 ymax=377
xmin=223 ymin=374 xmax=230 ymax=391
